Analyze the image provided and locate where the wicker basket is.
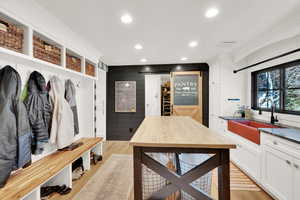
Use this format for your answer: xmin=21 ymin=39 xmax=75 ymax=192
xmin=0 ymin=19 xmax=23 ymax=53
xmin=66 ymin=54 xmax=81 ymax=72
xmin=85 ymin=62 xmax=95 ymax=77
xmin=33 ymin=36 xmax=61 ymax=65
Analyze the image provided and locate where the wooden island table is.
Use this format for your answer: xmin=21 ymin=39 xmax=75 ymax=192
xmin=130 ymin=116 xmax=236 ymax=200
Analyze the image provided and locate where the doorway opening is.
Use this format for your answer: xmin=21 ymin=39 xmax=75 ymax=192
xmin=161 ymin=75 xmax=171 ymax=116
xmin=145 ymin=74 xmax=170 ymax=117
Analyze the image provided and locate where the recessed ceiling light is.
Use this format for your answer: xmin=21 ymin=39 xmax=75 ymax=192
xmin=189 ymin=41 xmax=198 ymax=48
xmin=181 ymin=57 xmax=188 ymax=61
xmin=121 ymin=14 xmax=133 ymax=24
xmin=205 ymin=8 xmax=219 ymax=18
xmin=140 ymin=58 xmax=147 ymax=63
xmin=134 ymin=44 xmax=143 ymax=50
xmin=176 ymin=65 xmax=182 ymax=70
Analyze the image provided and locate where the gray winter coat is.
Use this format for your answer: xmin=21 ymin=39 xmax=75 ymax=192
xmin=24 ymin=71 xmax=52 ymax=154
xmin=0 ymin=66 xmax=32 ymax=187
xmin=65 ymin=79 xmax=79 ymax=135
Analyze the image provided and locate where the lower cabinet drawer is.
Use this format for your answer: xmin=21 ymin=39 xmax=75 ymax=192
xmin=261 ymin=132 xmax=300 ymax=158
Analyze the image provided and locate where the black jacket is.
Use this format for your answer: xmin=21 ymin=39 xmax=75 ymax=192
xmin=24 ymin=71 xmax=52 ymax=154
xmin=0 ymin=66 xmax=32 ymax=187
xmin=65 ymin=79 xmax=79 ymax=135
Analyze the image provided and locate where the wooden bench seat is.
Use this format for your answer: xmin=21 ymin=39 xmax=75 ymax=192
xmin=0 ymin=137 xmax=103 ymax=200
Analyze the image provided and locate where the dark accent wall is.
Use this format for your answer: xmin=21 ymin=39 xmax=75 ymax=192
xmin=107 ymin=63 xmax=209 ymax=141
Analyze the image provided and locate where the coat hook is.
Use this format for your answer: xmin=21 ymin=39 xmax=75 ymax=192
xmin=76 ymin=81 xmax=80 ymax=88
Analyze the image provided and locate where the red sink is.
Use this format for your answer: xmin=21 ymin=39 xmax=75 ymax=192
xmin=228 ymin=120 xmax=279 ymax=145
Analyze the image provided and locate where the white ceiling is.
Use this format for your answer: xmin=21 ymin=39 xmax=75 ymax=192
xmin=35 ymin=0 xmax=300 ymax=65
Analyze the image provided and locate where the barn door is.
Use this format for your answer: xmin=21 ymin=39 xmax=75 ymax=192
xmin=171 ymin=71 xmax=203 ymax=124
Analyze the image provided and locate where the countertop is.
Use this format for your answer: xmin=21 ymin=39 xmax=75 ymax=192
xmin=219 ymin=116 xmax=300 ymax=144
xmin=219 ymin=116 xmax=246 ymax=121
xmin=259 ymin=128 xmax=300 ymax=144
xmin=130 ymin=116 xmax=236 ymax=149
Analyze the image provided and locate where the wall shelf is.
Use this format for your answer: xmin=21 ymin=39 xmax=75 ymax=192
xmin=0 ymin=10 xmax=98 ymax=80
xmin=0 ymin=46 xmax=97 ymax=80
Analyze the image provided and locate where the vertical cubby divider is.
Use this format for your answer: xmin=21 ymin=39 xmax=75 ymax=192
xmin=82 ymin=150 xmax=91 ymax=171
xmin=21 ymin=187 xmax=41 ymax=200
xmin=92 ymin=143 xmax=102 ymax=156
xmin=23 ymin=26 xmax=33 ymax=56
xmin=61 ymin=46 xmax=66 ymax=68
xmin=42 ymin=165 xmax=72 ymax=189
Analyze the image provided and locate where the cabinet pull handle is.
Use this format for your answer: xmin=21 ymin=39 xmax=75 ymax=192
xmin=273 ymin=141 xmax=278 ymax=145
xmin=294 ymin=164 xmax=299 ymax=169
xmin=286 ymin=160 xmax=291 ymax=165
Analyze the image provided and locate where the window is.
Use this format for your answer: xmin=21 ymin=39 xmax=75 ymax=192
xmin=252 ymin=60 xmax=300 ymax=115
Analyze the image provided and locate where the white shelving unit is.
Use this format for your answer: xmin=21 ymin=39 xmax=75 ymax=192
xmin=0 ymin=10 xmax=98 ymax=80
xmin=0 ymin=7 xmax=104 ymax=200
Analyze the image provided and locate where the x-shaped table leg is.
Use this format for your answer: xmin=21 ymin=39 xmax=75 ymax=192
xmin=142 ymin=153 xmax=220 ymax=200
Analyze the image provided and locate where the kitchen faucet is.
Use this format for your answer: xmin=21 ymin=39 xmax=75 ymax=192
xmin=267 ymin=98 xmax=279 ymax=124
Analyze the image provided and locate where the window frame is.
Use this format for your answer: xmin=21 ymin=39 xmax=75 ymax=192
xmin=251 ymin=59 xmax=300 ymax=115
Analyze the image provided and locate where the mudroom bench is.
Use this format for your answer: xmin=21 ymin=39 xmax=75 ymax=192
xmin=0 ymin=137 xmax=103 ymax=200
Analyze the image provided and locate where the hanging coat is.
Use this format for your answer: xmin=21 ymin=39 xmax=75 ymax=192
xmin=0 ymin=66 xmax=32 ymax=187
xmin=65 ymin=79 xmax=79 ymax=135
xmin=24 ymin=71 xmax=53 ymax=154
xmin=48 ymin=76 xmax=75 ymax=149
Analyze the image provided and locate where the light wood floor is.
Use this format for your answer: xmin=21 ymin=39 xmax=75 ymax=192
xmin=52 ymin=141 xmax=273 ymax=200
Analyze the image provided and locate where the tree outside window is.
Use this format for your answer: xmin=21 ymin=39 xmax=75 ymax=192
xmin=252 ymin=60 xmax=300 ymax=115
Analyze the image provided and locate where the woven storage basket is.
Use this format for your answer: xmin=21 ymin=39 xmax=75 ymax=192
xmin=33 ymin=36 xmax=61 ymax=65
xmin=66 ymin=53 xmax=81 ymax=72
xmin=85 ymin=62 xmax=95 ymax=77
xmin=0 ymin=19 xmax=23 ymax=53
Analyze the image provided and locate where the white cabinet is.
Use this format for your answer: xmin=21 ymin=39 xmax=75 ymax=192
xmin=293 ymin=157 xmax=300 ymax=200
xmin=261 ymin=132 xmax=300 ymax=200
xmin=263 ymin=146 xmax=293 ymax=200
xmin=230 ymin=140 xmax=261 ymax=182
xmin=225 ymin=129 xmax=261 ymax=182
xmin=238 ymin=144 xmax=261 ymax=181
xmin=223 ymin=123 xmax=300 ymax=200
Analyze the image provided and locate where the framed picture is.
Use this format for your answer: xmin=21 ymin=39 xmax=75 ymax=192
xmin=115 ymin=81 xmax=136 ymax=112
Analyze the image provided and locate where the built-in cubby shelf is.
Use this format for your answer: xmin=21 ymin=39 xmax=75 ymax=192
xmin=15 ymin=139 xmax=103 ymax=200
xmin=0 ymin=9 xmax=98 ymax=80
xmin=85 ymin=59 xmax=97 ymax=77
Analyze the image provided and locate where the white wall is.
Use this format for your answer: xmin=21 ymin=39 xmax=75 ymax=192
xmin=96 ymin=69 xmax=107 ymax=140
xmin=242 ymin=34 xmax=300 ymax=128
xmin=232 ymin=5 xmax=300 ymax=64
xmin=208 ymin=53 xmax=246 ymax=130
xmin=210 ymin=34 xmax=300 ymax=130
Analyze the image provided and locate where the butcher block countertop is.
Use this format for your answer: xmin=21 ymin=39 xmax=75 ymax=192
xmin=130 ymin=116 xmax=236 ymax=149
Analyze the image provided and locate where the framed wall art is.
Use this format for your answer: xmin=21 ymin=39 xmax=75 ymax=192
xmin=115 ymin=81 xmax=136 ymax=112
